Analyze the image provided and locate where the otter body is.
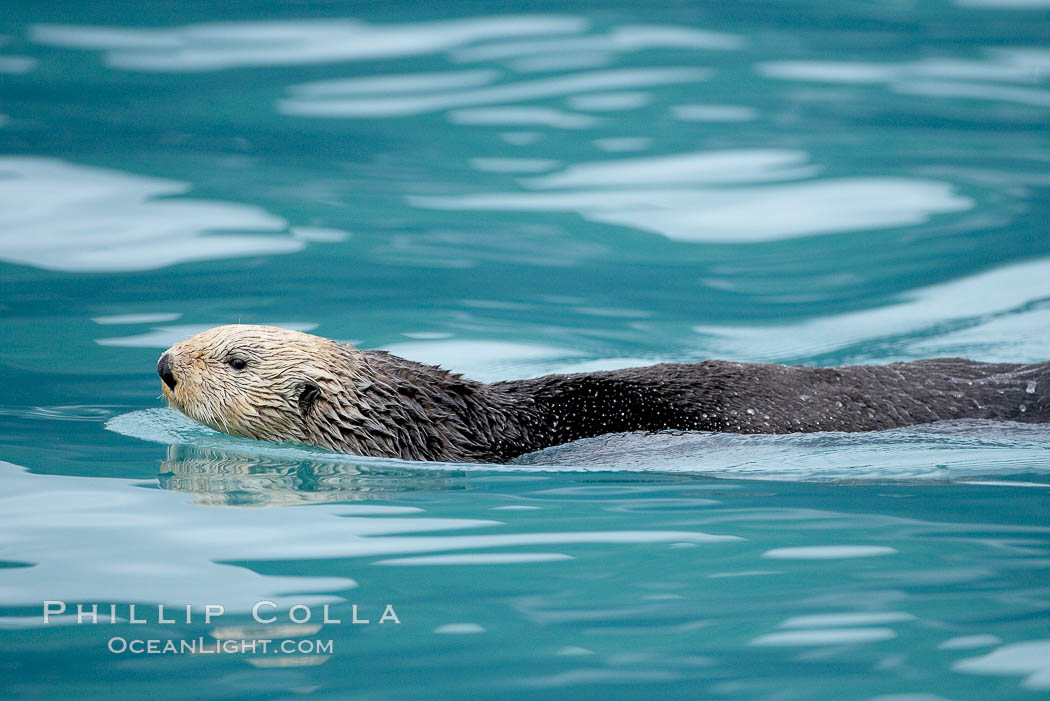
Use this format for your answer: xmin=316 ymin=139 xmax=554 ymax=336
xmin=158 ymin=325 xmax=1050 ymax=463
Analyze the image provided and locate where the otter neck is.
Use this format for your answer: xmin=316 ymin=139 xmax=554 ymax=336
xmin=348 ymin=350 xmax=524 ymax=463
xmin=350 ymin=355 xmax=718 ymax=463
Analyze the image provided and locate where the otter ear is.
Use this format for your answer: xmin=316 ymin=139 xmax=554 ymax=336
xmin=297 ymin=381 xmax=321 ymax=417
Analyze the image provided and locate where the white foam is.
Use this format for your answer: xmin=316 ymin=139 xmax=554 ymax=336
xmin=751 ymin=628 xmax=897 ymax=646
xmin=30 ymin=16 xmax=588 ymax=71
xmin=0 ymin=157 xmax=307 ymax=273
xmin=762 ymin=546 xmax=898 ymax=559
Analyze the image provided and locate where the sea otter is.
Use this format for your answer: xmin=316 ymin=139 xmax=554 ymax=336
xmin=156 ymin=325 xmax=1050 ymax=463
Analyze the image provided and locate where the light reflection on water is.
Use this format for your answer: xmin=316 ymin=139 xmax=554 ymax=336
xmin=5 ymin=441 xmax=1049 ymax=694
xmin=0 ymin=157 xmax=312 ymax=273
xmin=29 ymin=16 xmax=591 ymax=71
xmin=0 ymin=456 xmax=742 ymax=614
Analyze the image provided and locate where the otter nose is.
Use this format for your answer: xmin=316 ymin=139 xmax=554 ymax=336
xmin=157 ymin=353 xmax=177 ymax=391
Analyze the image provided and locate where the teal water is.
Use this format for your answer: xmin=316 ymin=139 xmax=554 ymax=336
xmin=2 ymin=1 xmax=1050 ymax=699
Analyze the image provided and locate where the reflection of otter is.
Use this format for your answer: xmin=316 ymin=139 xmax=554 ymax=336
xmin=158 ymin=325 xmax=1050 ymax=463
xmin=159 ymin=445 xmax=457 ymax=506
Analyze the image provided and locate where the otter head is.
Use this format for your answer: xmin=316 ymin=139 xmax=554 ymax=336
xmin=157 ymin=325 xmax=356 ymax=446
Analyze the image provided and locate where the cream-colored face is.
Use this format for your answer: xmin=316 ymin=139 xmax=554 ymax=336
xmin=158 ymin=325 xmax=349 ymax=443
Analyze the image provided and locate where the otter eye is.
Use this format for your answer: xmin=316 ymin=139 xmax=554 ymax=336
xmin=228 ymin=357 xmax=248 ymax=371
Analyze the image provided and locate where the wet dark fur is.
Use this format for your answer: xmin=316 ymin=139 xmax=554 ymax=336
xmin=347 ymin=351 xmax=1050 ymax=463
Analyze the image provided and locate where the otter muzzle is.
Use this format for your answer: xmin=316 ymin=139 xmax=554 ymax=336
xmin=157 ymin=353 xmax=177 ymax=391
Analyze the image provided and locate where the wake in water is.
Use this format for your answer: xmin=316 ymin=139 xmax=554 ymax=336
xmin=107 ymin=408 xmax=1050 ymax=484
xmin=515 ymin=421 xmax=1050 ymax=481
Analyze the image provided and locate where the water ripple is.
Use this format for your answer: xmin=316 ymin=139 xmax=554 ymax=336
xmin=449 ymin=24 xmax=744 ymax=63
xmin=0 ymin=157 xmax=320 ymax=272
xmin=30 ymin=16 xmax=588 ymax=71
xmin=0 ymin=459 xmax=739 ymax=621
xmin=280 ymin=67 xmax=711 ymax=118
xmin=693 ymin=258 xmax=1050 ymax=363
xmin=953 ymin=639 xmax=1050 ymax=689
xmin=410 ymin=150 xmax=971 ymax=243
xmin=516 ymin=421 xmax=1050 ymax=481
